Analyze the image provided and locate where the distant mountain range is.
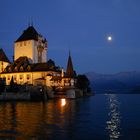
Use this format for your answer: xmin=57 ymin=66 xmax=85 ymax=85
xmin=85 ymin=71 xmax=140 ymax=94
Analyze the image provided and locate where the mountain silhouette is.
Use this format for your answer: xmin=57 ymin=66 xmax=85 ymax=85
xmin=85 ymin=71 xmax=140 ymax=94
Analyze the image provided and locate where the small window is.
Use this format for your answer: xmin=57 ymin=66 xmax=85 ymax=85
xmin=8 ymin=67 xmax=12 ymax=72
xmin=7 ymin=75 xmax=10 ymax=80
xmin=14 ymin=75 xmax=17 ymax=80
xmin=19 ymin=75 xmax=23 ymax=80
xmin=26 ymin=74 xmax=30 ymax=80
xmin=20 ymin=42 xmax=22 ymax=47
xmin=15 ymin=66 xmax=18 ymax=72
xmin=24 ymin=41 xmax=26 ymax=46
xmin=27 ymin=65 xmax=31 ymax=71
xmin=20 ymin=66 xmax=24 ymax=71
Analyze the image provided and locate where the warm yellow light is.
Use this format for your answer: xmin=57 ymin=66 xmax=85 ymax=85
xmin=61 ymin=98 xmax=66 ymax=107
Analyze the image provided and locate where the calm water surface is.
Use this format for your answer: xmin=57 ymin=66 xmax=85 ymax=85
xmin=0 ymin=94 xmax=140 ymax=140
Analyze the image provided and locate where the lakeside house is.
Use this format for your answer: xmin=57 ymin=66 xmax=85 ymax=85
xmin=0 ymin=25 xmax=84 ymax=99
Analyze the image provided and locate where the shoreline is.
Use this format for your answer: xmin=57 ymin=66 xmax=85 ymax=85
xmin=0 ymin=89 xmax=93 ymax=101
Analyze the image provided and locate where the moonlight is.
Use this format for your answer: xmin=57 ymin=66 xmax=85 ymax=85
xmin=107 ymin=36 xmax=112 ymax=41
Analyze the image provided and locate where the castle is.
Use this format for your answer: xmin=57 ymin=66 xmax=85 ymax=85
xmin=0 ymin=25 xmax=76 ymax=88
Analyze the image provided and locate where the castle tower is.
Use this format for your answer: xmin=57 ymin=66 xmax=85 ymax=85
xmin=0 ymin=48 xmax=10 ymax=73
xmin=66 ymin=52 xmax=75 ymax=77
xmin=14 ymin=26 xmax=48 ymax=63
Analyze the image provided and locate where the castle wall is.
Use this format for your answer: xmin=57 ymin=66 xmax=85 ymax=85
xmin=14 ymin=40 xmax=34 ymax=62
xmin=42 ymin=47 xmax=47 ymax=62
xmin=0 ymin=71 xmax=59 ymax=86
xmin=14 ymin=40 xmax=47 ymax=63
xmin=32 ymin=41 xmax=38 ymax=63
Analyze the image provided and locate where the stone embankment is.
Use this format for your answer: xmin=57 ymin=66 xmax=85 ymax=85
xmin=0 ymin=92 xmax=30 ymax=101
xmin=0 ymin=86 xmax=93 ymax=101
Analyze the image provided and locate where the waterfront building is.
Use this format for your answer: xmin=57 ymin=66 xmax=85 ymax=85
xmin=0 ymin=25 xmax=76 ymax=88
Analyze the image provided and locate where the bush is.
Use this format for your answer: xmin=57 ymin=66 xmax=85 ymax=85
xmin=76 ymin=75 xmax=90 ymax=90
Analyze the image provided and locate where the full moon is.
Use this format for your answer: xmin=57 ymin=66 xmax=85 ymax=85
xmin=107 ymin=36 xmax=112 ymax=41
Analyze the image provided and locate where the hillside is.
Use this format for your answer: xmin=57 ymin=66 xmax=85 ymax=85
xmin=85 ymin=71 xmax=140 ymax=94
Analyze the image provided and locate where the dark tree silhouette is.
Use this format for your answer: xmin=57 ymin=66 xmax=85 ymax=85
xmin=0 ymin=78 xmax=6 ymax=93
xmin=9 ymin=76 xmax=18 ymax=92
xmin=76 ymin=74 xmax=90 ymax=91
xmin=10 ymin=76 xmax=14 ymax=87
xmin=47 ymin=59 xmax=55 ymax=67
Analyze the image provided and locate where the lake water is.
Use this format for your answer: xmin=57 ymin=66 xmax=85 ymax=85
xmin=0 ymin=94 xmax=140 ymax=140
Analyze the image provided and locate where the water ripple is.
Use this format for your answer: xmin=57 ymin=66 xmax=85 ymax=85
xmin=106 ymin=94 xmax=121 ymax=140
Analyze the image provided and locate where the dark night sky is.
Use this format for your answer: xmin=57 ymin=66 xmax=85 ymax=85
xmin=0 ymin=0 xmax=140 ymax=74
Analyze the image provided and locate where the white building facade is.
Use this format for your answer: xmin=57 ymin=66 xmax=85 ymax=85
xmin=14 ymin=26 xmax=47 ymax=63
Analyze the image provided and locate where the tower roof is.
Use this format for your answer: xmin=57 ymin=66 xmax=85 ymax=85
xmin=0 ymin=48 xmax=10 ymax=63
xmin=66 ymin=52 xmax=75 ymax=77
xmin=15 ymin=26 xmax=39 ymax=42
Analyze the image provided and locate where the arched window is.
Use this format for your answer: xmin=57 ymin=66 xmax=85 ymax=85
xmin=8 ymin=67 xmax=12 ymax=72
xmin=19 ymin=75 xmax=23 ymax=80
xmin=26 ymin=74 xmax=30 ymax=80
xmin=15 ymin=66 xmax=18 ymax=72
xmin=20 ymin=66 xmax=24 ymax=71
xmin=27 ymin=65 xmax=31 ymax=71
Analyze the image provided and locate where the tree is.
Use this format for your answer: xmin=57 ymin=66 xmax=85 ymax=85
xmin=76 ymin=75 xmax=90 ymax=91
xmin=10 ymin=76 xmax=14 ymax=86
xmin=0 ymin=78 xmax=6 ymax=93
xmin=47 ymin=59 xmax=55 ymax=67
xmin=9 ymin=76 xmax=18 ymax=92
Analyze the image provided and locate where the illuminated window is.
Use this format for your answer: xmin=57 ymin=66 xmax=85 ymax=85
xmin=24 ymin=41 xmax=26 ymax=46
xmin=26 ymin=74 xmax=30 ymax=80
xmin=14 ymin=75 xmax=17 ymax=80
xmin=7 ymin=75 xmax=10 ymax=80
xmin=19 ymin=75 xmax=23 ymax=80
xmin=20 ymin=66 xmax=24 ymax=71
xmin=8 ymin=67 xmax=12 ymax=72
xmin=15 ymin=66 xmax=18 ymax=72
xmin=27 ymin=65 xmax=31 ymax=71
xmin=20 ymin=42 xmax=22 ymax=47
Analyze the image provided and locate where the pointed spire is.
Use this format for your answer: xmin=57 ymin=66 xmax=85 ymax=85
xmin=28 ymin=19 xmax=30 ymax=27
xmin=69 ymin=50 xmax=71 ymax=56
xmin=28 ymin=17 xmax=33 ymax=27
xmin=31 ymin=17 xmax=33 ymax=26
xmin=66 ymin=51 xmax=75 ymax=77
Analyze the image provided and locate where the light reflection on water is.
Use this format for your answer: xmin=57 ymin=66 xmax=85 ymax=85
xmin=106 ymin=94 xmax=121 ymax=140
xmin=0 ymin=94 xmax=140 ymax=139
xmin=0 ymin=100 xmax=77 ymax=139
xmin=61 ymin=98 xmax=66 ymax=107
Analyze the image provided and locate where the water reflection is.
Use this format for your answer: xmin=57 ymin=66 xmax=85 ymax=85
xmin=106 ymin=94 xmax=121 ymax=140
xmin=61 ymin=98 xmax=66 ymax=107
xmin=0 ymin=100 xmax=77 ymax=139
